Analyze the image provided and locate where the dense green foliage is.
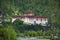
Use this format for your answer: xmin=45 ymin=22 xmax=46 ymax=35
xmin=0 ymin=0 xmax=60 ymax=40
xmin=0 ymin=26 xmax=16 ymax=40
xmin=12 ymin=19 xmax=60 ymax=38
xmin=1 ymin=0 xmax=60 ymax=27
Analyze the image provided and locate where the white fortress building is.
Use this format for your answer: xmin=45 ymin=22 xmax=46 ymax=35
xmin=12 ymin=12 xmax=48 ymax=26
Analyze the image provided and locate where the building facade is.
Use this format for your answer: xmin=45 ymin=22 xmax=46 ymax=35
xmin=12 ymin=12 xmax=48 ymax=26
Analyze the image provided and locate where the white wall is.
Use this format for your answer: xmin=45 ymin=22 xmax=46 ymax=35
xmin=12 ymin=18 xmax=17 ymax=22
xmin=12 ymin=17 xmax=48 ymax=26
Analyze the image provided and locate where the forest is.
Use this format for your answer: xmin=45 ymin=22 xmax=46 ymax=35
xmin=0 ymin=0 xmax=60 ymax=40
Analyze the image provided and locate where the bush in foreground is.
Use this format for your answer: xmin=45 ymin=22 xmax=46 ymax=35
xmin=0 ymin=26 xmax=16 ymax=40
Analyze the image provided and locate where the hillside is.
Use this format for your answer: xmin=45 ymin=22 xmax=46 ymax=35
xmin=0 ymin=0 xmax=60 ymax=40
xmin=0 ymin=0 xmax=60 ymax=27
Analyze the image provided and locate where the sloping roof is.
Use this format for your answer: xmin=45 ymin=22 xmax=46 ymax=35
xmin=12 ymin=15 xmax=47 ymax=18
xmin=12 ymin=12 xmax=47 ymax=18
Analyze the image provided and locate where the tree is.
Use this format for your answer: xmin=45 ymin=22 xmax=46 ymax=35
xmin=0 ymin=26 xmax=16 ymax=40
xmin=13 ymin=19 xmax=23 ymax=26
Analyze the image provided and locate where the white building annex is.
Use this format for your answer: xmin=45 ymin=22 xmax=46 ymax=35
xmin=12 ymin=12 xmax=48 ymax=26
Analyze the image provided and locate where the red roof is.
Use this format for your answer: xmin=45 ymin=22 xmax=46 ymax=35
xmin=12 ymin=15 xmax=47 ymax=18
xmin=12 ymin=12 xmax=47 ymax=18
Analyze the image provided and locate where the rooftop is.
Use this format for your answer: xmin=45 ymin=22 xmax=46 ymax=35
xmin=12 ymin=12 xmax=47 ymax=18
